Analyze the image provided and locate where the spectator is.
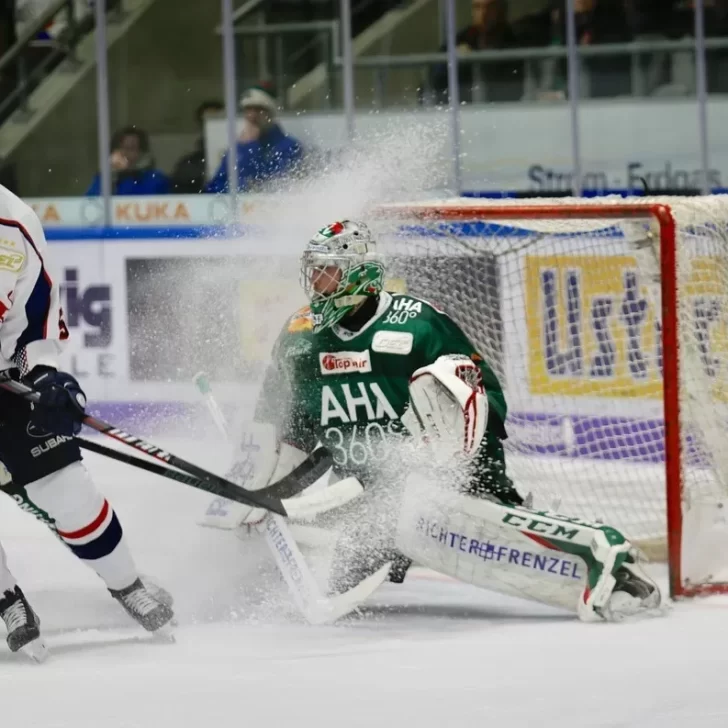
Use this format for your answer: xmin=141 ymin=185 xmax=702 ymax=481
xmin=624 ymin=0 xmax=678 ymax=36
xmin=87 ymin=126 xmax=170 ymax=196
xmin=169 ymin=100 xmax=224 ymax=194
xmin=16 ymin=0 xmax=90 ymax=39
xmin=540 ymin=0 xmax=632 ymax=99
xmin=205 ymin=87 xmax=304 ymax=194
xmin=697 ymin=0 xmax=728 ymax=92
xmin=429 ymin=0 xmax=524 ymax=104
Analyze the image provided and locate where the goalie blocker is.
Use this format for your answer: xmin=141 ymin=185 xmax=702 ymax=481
xmin=399 ymin=355 xmax=662 ymax=622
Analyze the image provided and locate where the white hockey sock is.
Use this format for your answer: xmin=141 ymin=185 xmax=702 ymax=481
xmin=25 ymin=462 xmax=138 ymax=591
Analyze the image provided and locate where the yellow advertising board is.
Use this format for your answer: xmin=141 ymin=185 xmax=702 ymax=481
xmin=525 ymin=254 xmax=728 ymax=400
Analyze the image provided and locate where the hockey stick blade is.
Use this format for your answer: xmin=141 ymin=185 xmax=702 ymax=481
xmin=0 ymin=376 xmax=287 ymax=516
xmin=198 ymin=446 xmax=333 ymax=528
xmin=258 ymin=446 xmax=333 ymax=500
xmin=281 ymin=476 xmax=362 ymax=521
xmin=307 ymin=561 xmax=393 ymax=624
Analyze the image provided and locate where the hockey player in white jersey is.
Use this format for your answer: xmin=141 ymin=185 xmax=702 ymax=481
xmin=222 ymin=219 xmax=663 ymax=623
xmin=0 ymin=184 xmax=174 ymax=660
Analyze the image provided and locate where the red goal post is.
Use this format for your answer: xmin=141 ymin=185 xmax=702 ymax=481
xmin=376 ymin=198 xmax=728 ymax=600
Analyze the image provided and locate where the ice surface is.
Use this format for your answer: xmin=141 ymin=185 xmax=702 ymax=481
xmin=1 ymin=437 xmax=727 ymax=728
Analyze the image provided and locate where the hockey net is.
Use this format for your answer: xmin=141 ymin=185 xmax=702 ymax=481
xmin=374 ymin=196 xmax=728 ymax=599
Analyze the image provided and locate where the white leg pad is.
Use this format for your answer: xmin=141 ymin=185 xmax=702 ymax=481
xmin=395 ymin=474 xmax=661 ymax=619
xmin=396 ymin=479 xmax=586 ymax=613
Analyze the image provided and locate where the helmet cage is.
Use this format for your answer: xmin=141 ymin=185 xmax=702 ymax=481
xmin=299 ymin=221 xmax=384 ymax=333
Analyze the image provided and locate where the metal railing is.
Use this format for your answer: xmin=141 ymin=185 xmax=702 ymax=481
xmin=222 ymin=0 xmax=406 ymax=102
xmin=216 ymin=17 xmax=728 ymax=109
xmin=328 ymin=36 xmax=728 ymax=105
xmin=0 ymin=0 xmax=98 ymax=124
xmin=228 ymin=0 xmax=267 ymax=26
xmin=232 ymin=21 xmax=340 ymax=107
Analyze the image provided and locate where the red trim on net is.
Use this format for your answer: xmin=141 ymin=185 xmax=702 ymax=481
xmin=655 ymin=207 xmax=684 ymax=600
xmin=57 ymin=500 xmax=110 ymax=540
xmin=381 ymin=203 xmax=691 ymax=598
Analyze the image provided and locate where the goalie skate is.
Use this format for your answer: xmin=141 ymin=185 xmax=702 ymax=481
xmin=599 ymin=561 xmax=664 ymax=622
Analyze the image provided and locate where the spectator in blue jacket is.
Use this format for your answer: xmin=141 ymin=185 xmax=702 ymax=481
xmin=87 ymin=126 xmax=170 ymax=196
xmin=205 ymin=87 xmax=303 ymax=194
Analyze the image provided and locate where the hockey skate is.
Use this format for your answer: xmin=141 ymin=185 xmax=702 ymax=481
xmin=139 ymin=574 xmax=174 ymax=609
xmin=601 ymin=561 xmax=663 ymax=622
xmin=109 ymin=578 xmax=175 ymax=636
xmin=0 ymin=586 xmax=48 ymax=662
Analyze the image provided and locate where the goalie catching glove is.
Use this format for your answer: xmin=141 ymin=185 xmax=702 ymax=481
xmin=402 ymin=354 xmax=488 ymax=463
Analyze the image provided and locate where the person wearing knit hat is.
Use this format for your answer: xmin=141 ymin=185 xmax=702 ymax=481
xmin=206 ymin=85 xmax=304 ymax=194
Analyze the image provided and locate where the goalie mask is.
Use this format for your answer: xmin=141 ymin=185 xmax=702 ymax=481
xmin=300 ymin=220 xmax=385 ymax=334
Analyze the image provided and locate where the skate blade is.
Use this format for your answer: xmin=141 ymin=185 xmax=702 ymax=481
xmin=150 ymin=621 xmax=176 ymax=643
xmin=20 ymin=636 xmax=49 ymax=664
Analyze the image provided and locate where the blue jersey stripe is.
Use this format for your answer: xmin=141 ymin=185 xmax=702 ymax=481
xmin=15 ymin=270 xmax=52 ymax=352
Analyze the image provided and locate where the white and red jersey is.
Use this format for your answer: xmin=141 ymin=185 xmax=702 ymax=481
xmin=0 ymin=184 xmax=67 ymax=375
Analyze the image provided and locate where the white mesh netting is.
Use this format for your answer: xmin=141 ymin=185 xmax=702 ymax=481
xmin=371 ymin=196 xmax=728 ymax=588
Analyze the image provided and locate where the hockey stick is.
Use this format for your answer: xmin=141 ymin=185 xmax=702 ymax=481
xmin=75 ymin=436 xmax=359 ymax=523
xmin=194 ymin=371 xmax=336 ymax=529
xmin=193 ymin=372 xmax=391 ymax=624
xmin=192 ymin=372 xmax=332 ymax=530
xmin=193 ymin=373 xmax=356 ymax=527
xmin=0 ymin=375 xmax=286 ymax=516
xmin=195 ymin=374 xmax=336 ymax=539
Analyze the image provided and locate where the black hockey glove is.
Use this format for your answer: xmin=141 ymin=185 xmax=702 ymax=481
xmin=24 ymin=366 xmax=87 ymax=437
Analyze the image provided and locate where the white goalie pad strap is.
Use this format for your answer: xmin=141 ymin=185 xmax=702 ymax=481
xmin=403 ymin=354 xmax=488 ymax=459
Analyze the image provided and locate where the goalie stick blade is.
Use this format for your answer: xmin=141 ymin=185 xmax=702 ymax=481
xmin=260 ymin=446 xmax=333 ymax=500
xmin=281 ymin=476 xmax=363 ymax=522
xmin=199 ymin=476 xmax=363 ymax=530
xmin=305 ymin=561 xmax=393 ymax=625
xmin=198 ymin=450 xmax=340 ymax=531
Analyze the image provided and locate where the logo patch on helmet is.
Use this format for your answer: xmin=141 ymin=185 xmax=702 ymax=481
xmin=319 ymin=221 xmax=345 ymax=238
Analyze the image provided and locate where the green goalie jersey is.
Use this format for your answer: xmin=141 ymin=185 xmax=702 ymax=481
xmin=255 ymin=291 xmax=519 ymax=503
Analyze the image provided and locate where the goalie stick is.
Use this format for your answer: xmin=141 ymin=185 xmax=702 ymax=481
xmin=193 ymin=371 xmax=335 ymax=530
xmin=193 ymin=372 xmax=391 ymax=624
